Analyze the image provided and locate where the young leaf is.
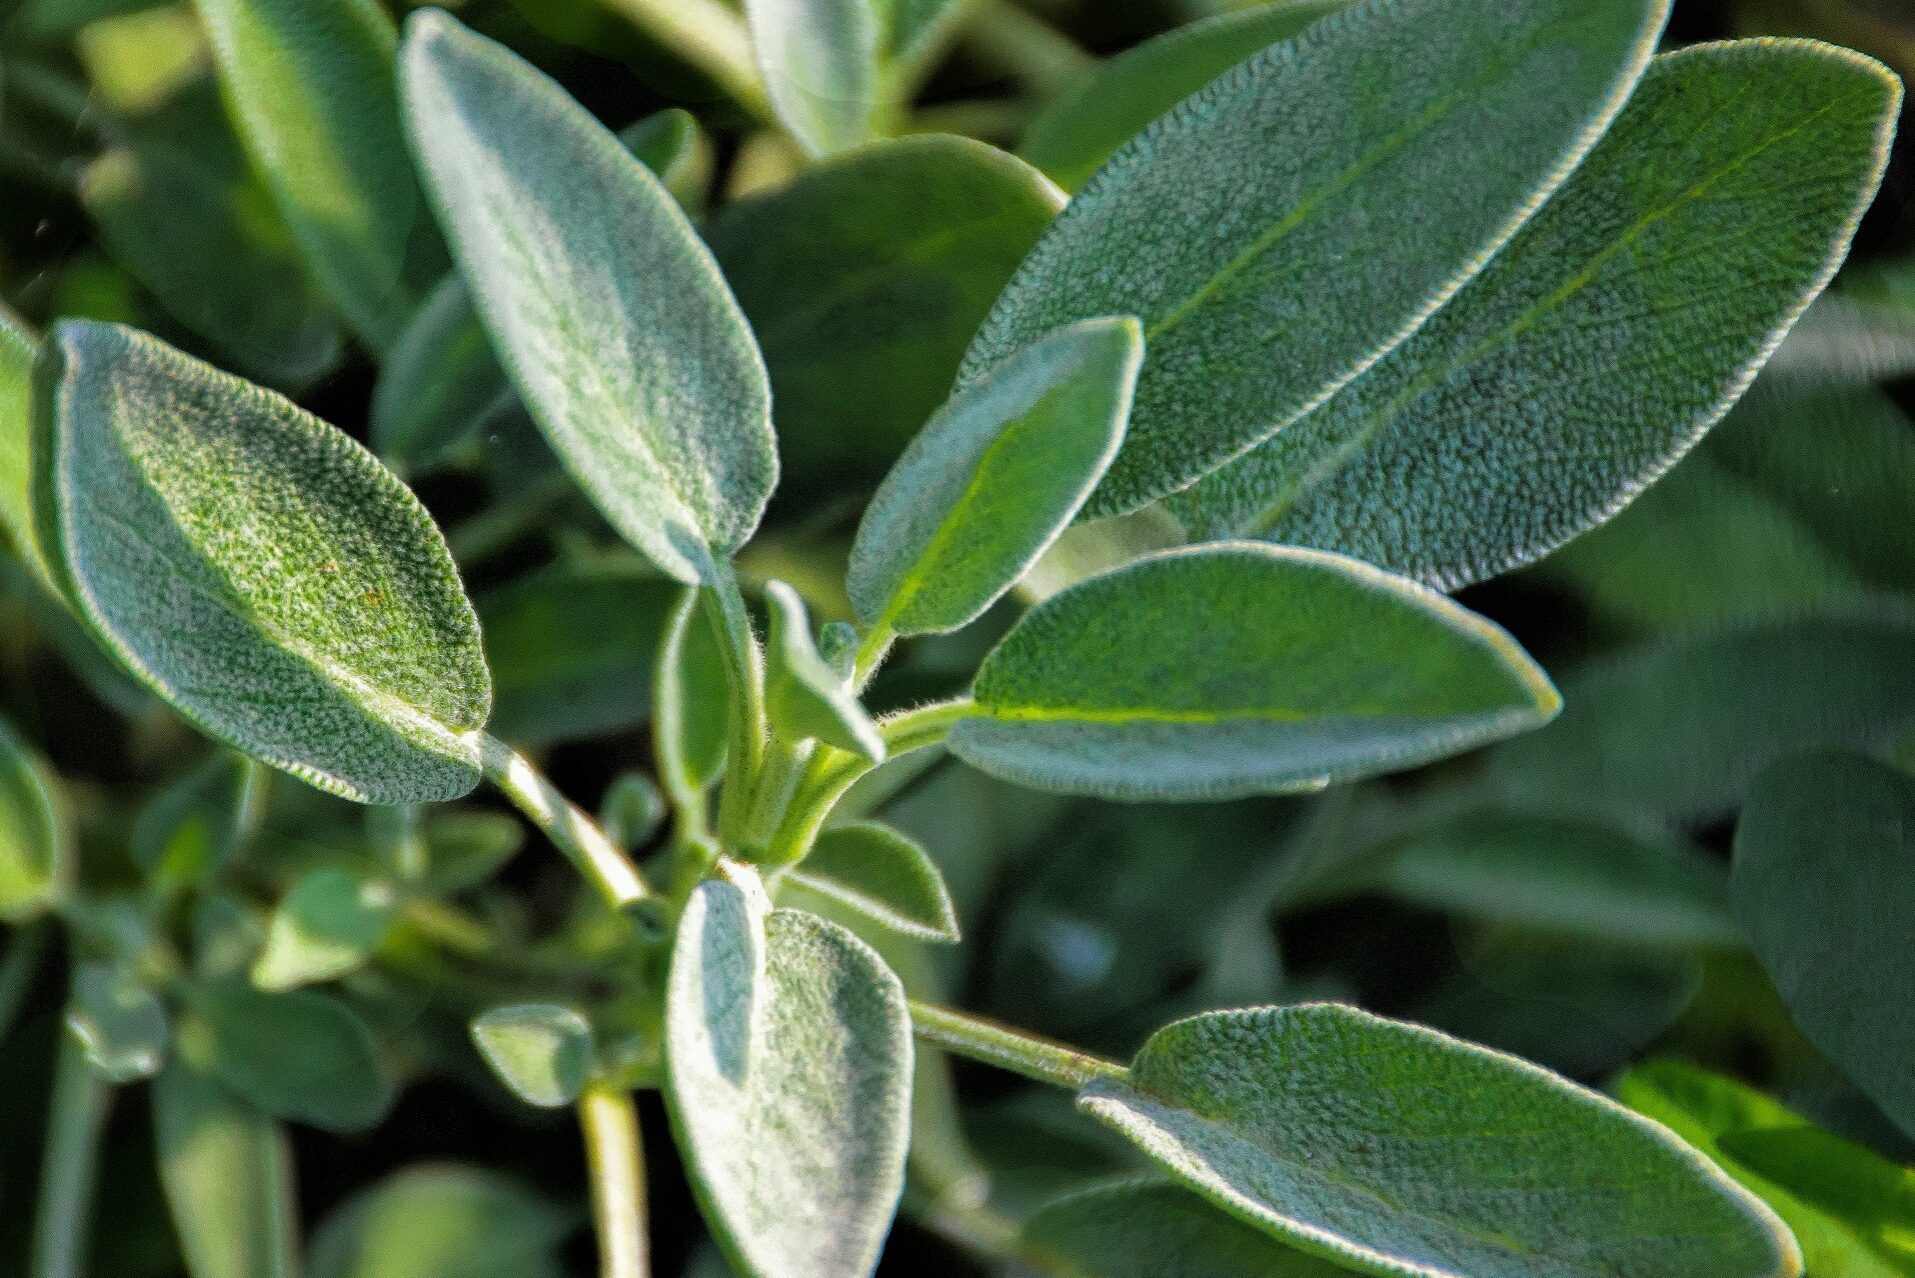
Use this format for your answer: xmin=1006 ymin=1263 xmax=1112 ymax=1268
xmin=193 ymin=0 xmax=442 ymax=346
xmin=67 ymin=961 xmax=169 ymax=1083
xmin=401 ymin=11 xmax=777 ymax=586
xmin=655 ymin=589 xmax=732 ymax=805
xmin=849 ymin=317 xmax=1141 ymax=641
xmin=419 ymin=809 xmax=524 ymax=896
xmin=189 ymin=983 xmax=393 ymax=1133
xmin=664 ymin=875 xmax=912 ymax=1278
xmin=788 ymin=821 xmax=959 ymax=943
xmin=744 ymin=0 xmax=880 ymax=156
xmin=306 ymin=1165 xmax=570 ymax=1278
xmin=962 ymin=0 xmax=1668 ymax=518
xmin=764 ymin=581 xmax=883 ymax=760
xmin=1019 ymin=1 xmax=1345 ymax=192
xmin=1172 ymin=42 xmax=1901 ymax=588
xmin=470 ymin=1003 xmax=595 ymax=1109
xmin=251 ymin=867 xmax=396 ymax=992
xmin=0 ymin=306 xmax=55 ymax=592
xmin=0 ymin=711 xmax=64 ymax=921
xmin=152 ymin=1064 xmax=299 ymax=1278
xmin=706 ymin=135 xmax=1063 ymax=484
xmin=601 ymin=772 xmax=668 ymax=852
xmin=36 ymin=321 xmax=491 ymax=804
xmin=1082 ymin=1004 xmax=1799 ymax=1278
xmin=1024 ymin=1179 xmax=1352 ymax=1277
xmin=1733 ymin=750 xmax=1915 ymax=1141
xmin=949 ymin=544 xmax=1558 ymax=800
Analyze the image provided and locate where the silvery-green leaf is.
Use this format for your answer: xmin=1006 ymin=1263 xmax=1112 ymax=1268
xmin=0 ymin=711 xmax=64 ymax=921
xmin=962 ymin=0 xmax=1668 ymax=518
xmin=744 ymin=0 xmax=881 ymax=156
xmin=152 ymin=1064 xmax=298 ymax=1278
xmin=1734 ymin=750 xmax=1915 ymax=1141
xmin=0 ymin=306 xmax=54 ymax=592
xmin=37 ymin=322 xmax=490 ymax=804
xmin=664 ymin=875 xmax=912 ymax=1278
xmin=707 ymin=135 xmax=1062 ymax=485
xmin=849 ymin=316 xmax=1140 ymax=640
xmin=306 ymin=1165 xmax=570 ymax=1278
xmin=1173 ymin=42 xmax=1900 ymax=588
xmin=655 ymin=589 xmax=732 ymax=805
xmin=193 ymin=0 xmax=442 ymax=347
xmin=1019 ymin=1 xmax=1345 ymax=192
xmin=401 ymin=11 xmax=776 ymax=585
xmin=950 ymin=544 xmax=1558 ymax=801
xmin=1082 ymin=1004 xmax=1799 ymax=1278
xmin=1024 ymin=1180 xmax=1352 ymax=1277
xmin=471 ymin=1003 xmax=595 ymax=1109
xmin=765 ymin=581 xmax=882 ymax=760
xmin=788 ymin=821 xmax=958 ymax=943
xmin=189 ymin=983 xmax=393 ymax=1133
xmin=251 ymin=867 xmax=396 ymax=992
xmin=68 ymin=960 xmax=169 ymax=1082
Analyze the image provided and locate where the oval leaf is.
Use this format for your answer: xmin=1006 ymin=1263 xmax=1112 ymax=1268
xmin=153 ymin=1064 xmax=299 ymax=1278
xmin=655 ymin=589 xmax=732 ymax=805
xmin=1083 ymin=1004 xmax=1799 ymax=1278
xmin=251 ymin=867 xmax=396 ymax=992
xmin=68 ymin=960 xmax=169 ymax=1082
xmin=306 ymin=1165 xmax=570 ymax=1278
xmin=745 ymin=0 xmax=880 ymax=156
xmin=1024 ymin=1180 xmax=1352 ymax=1277
xmin=962 ymin=0 xmax=1668 ymax=517
xmin=37 ymin=321 xmax=490 ymax=803
xmin=401 ymin=11 xmax=777 ymax=585
xmin=950 ymin=543 xmax=1557 ymax=800
xmin=849 ymin=316 xmax=1140 ymax=640
xmin=471 ymin=1003 xmax=595 ymax=1109
xmin=189 ymin=983 xmax=393 ymax=1133
xmin=0 ymin=711 xmax=64 ymax=921
xmin=764 ymin=581 xmax=882 ymax=760
xmin=788 ymin=821 xmax=959 ymax=943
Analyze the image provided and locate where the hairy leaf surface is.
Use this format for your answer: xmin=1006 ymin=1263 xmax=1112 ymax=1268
xmin=788 ymin=821 xmax=959 ymax=943
xmin=765 ymin=581 xmax=882 ymax=759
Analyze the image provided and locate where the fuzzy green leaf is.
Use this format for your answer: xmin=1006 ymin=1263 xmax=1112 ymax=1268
xmin=1734 ymin=750 xmax=1915 ymax=1141
xmin=765 ymin=581 xmax=883 ymax=760
xmin=193 ymin=0 xmax=441 ymax=347
xmin=401 ymin=11 xmax=777 ymax=585
xmin=190 ymin=983 xmax=393 ymax=1132
xmin=849 ymin=316 xmax=1140 ymax=640
xmin=655 ymin=589 xmax=732 ymax=804
xmin=37 ymin=321 xmax=490 ymax=803
xmin=789 ymin=821 xmax=958 ymax=943
xmin=1083 ymin=1004 xmax=1799 ymax=1278
xmin=1019 ymin=1 xmax=1345 ymax=192
xmin=962 ymin=0 xmax=1667 ymax=518
xmin=601 ymin=772 xmax=668 ymax=852
xmin=1024 ymin=1180 xmax=1352 ymax=1277
xmin=68 ymin=960 xmax=169 ymax=1082
xmin=1173 ymin=42 xmax=1900 ymax=588
xmin=153 ymin=1064 xmax=299 ymax=1278
xmin=251 ymin=867 xmax=396 ymax=992
xmin=306 ymin=1165 xmax=571 ymax=1278
xmin=471 ymin=1003 xmax=595 ymax=1109
xmin=0 ymin=306 xmax=54 ymax=592
xmin=0 ymin=711 xmax=64 ymax=921
xmin=664 ymin=875 xmax=912 ymax=1278
xmin=744 ymin=0 xmax=881 ymax=156
xmin=707 ymin=135 xmax=1062 ymax=485
xmin=950 ymin=544 xmax=1557 ymax=800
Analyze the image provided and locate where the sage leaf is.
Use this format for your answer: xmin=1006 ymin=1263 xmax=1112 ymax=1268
xmin=401 ymin=11 xmax=777 ymax=585
xmin=152 ymin=1064 xmax=298 ymax=1278
xmin=950 ymin=543 xmax=1558 ymax=800
xmin=306 ymin=1165 xmax=570 ymax=1278
xmin=1173 ymin=42 xmax=1900 ymax=588
xmin=0 ymin=711 xmax=64 ymax=921
xmin=68 ymin=960 xmax=169 ymax=1082
xmin=1024 ymin=1180 xmax=1351 ymax=1277
xmin=1019 ymin=1 xmax=1345 ymax=192
xmin=251 ymin=867 xmax=396 ymax=992
xmin=470 ymin=1003 xmax=595 ymax=1109
xmin=37 ymin=321 xmax=491 ymax=804
xmin=193 ymin=0 xmax=442 ymax=346
xmin=1719 ymin=1129 xmax=1915 ymax=1270
xmin=131 ymin=753 xmax=255 ymax=896
xmin=664 ymin=875 xmax=912 ymax=1278
xmin=655 ymin=589 xmax=732 ymax=804
xmin=0 ymin=305 xmax=54 ymax=592
xmin=1733 ymin=750 xmax=1915 ymax=1141
xmin=962 ymin=0 xmax=1668 ymax=518
xmin=420 ymin=809 xmax=523 ymax=896
xmin=190 ymin=983 xmax=393 ymax=1132
xmin=744 ymin=0 xmax=880 ymax=156
xmin=707 ymin=135 xmax=1062 ymax=484
xmin=765 ymin=581 xmax=883 ymax=760
xmin=1082 ymin=1004 xmax=1799 ymax=1278
xmin=849 ymin=316 xmax=1141 ymax=640
xmin=788 ymin=821 xmax=959 ymax=943
xmin=601 ymin=772 xmax=668 ymax=852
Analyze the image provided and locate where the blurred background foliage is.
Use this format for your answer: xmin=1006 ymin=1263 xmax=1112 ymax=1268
xmin=1 ymin=0 xmax=1914 ymax=1274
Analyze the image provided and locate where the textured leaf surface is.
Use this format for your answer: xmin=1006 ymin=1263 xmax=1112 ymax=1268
xmin=1024 ymin=1180 xmax=1352 ymax=1277
xmin=153 ymin=1064 xmax=298 ymax=1278
xmin=38 ymin=322 xmax=490 ymax=803
xmin=963 ymin=0 xmax=1668 ymax=517
xmin=193 ymin=0 xmax=440 ymax=346
xmin=402 ymin=12 xmax=776 ymax=584
xmin=788 ymin=821 xmax=958 ymax=943
xmin=849 ymin=316 xmax=1139 ymax=638
xmin=1082 ymin=1004 xmax=1798 ymax=1278
xmin=664 ymin=876 xmax=911 ymax=1278
xmin=764 ymin=581 xmax=882 ymax=759
xmin=0 ymin=711 xmax=63 ymax=920
xmin=707 ymin=135 xmax=1062 ymax=484
xmin=655 ymin=590 xmax=732 ymax=803
xmin=1734 ymin=750 xmax=1915 ymax=1140
xmin=191 ymin=983 xmax=393 ymax=1132
xmin=950 ymin=544 xmax=1557 ymax=800
xmin=745 ymin=0 xmax=880 ymax=155
xmin=1173 ymin=42 xmax=1900 ymax=588
xmin=471 ymin=1003 xmax=594 ymax=1109
xmin=1019 ymin=1 xmax=1345 ymax=192
xmin=306 ymin=1165 xmax=570 ymax=1278
xmin=251 ymin=867 xmax=395 ymax=991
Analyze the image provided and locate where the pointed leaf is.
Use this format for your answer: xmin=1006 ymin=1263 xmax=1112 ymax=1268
xmin=745 ymin=0 xmax=881 ymax=156
xmin=306 ymin=1165 xmax=571 ymax=1278
xmin=189 ymin=983 xmax=393 ymax=1132
xmin=789 ymin=821 xmax=958 ymax=943
xmin=401 ymin=11 xmax=777 ymax=585
xmin=950 ymin=544 xmax=1557 ymax=800
xmin=1082 ymin=1004 xmax=1798 ymax=1278
xmin=849 ymin=316 xmax=1140 ymax=640
xmin=251 ymin=867 xmax=396 ymax=992
xmin=962 ymin=0 xmax=1668 ymax=517
xmin=471 ymin=1003 xmax=595 ymax=1109
xmin=153 ymin=1064 xmax=299 ymax=1278
xmin=664 ymin=875 xmax=912 ymax=1278
xmin=37 ymin=321 xmax=490 ymax=804
xmin=0 ymin=711 xmax=64 ymax=921
xmin=1024 ymin=1180 xmax=1352 ymax=1277
xmin=655 ymin=589 xmax=732 ymax=804
xmin=765 ymin=581 xmax=882 ymax=760
xmin=1173 ymin=42 xmax=1900 ymax=588
xmin=68 ymin=961 xmax=169 ymax=1082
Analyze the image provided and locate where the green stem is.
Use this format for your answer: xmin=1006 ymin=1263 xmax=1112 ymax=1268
xmin=480 ymin=736 xmax=653 ymax=910
xmin=580 ymin=1083 xmax=650 ymax=1278
xmin=30 ymin=1031 xmax=112 ymax=1278
xmin=598 ymin=0 xmax=772 ymax=121
xmin=706 ymin=566 xmax=767 ymax=849
xmin=908 ymin=999 xmax=1125 ymax=1090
